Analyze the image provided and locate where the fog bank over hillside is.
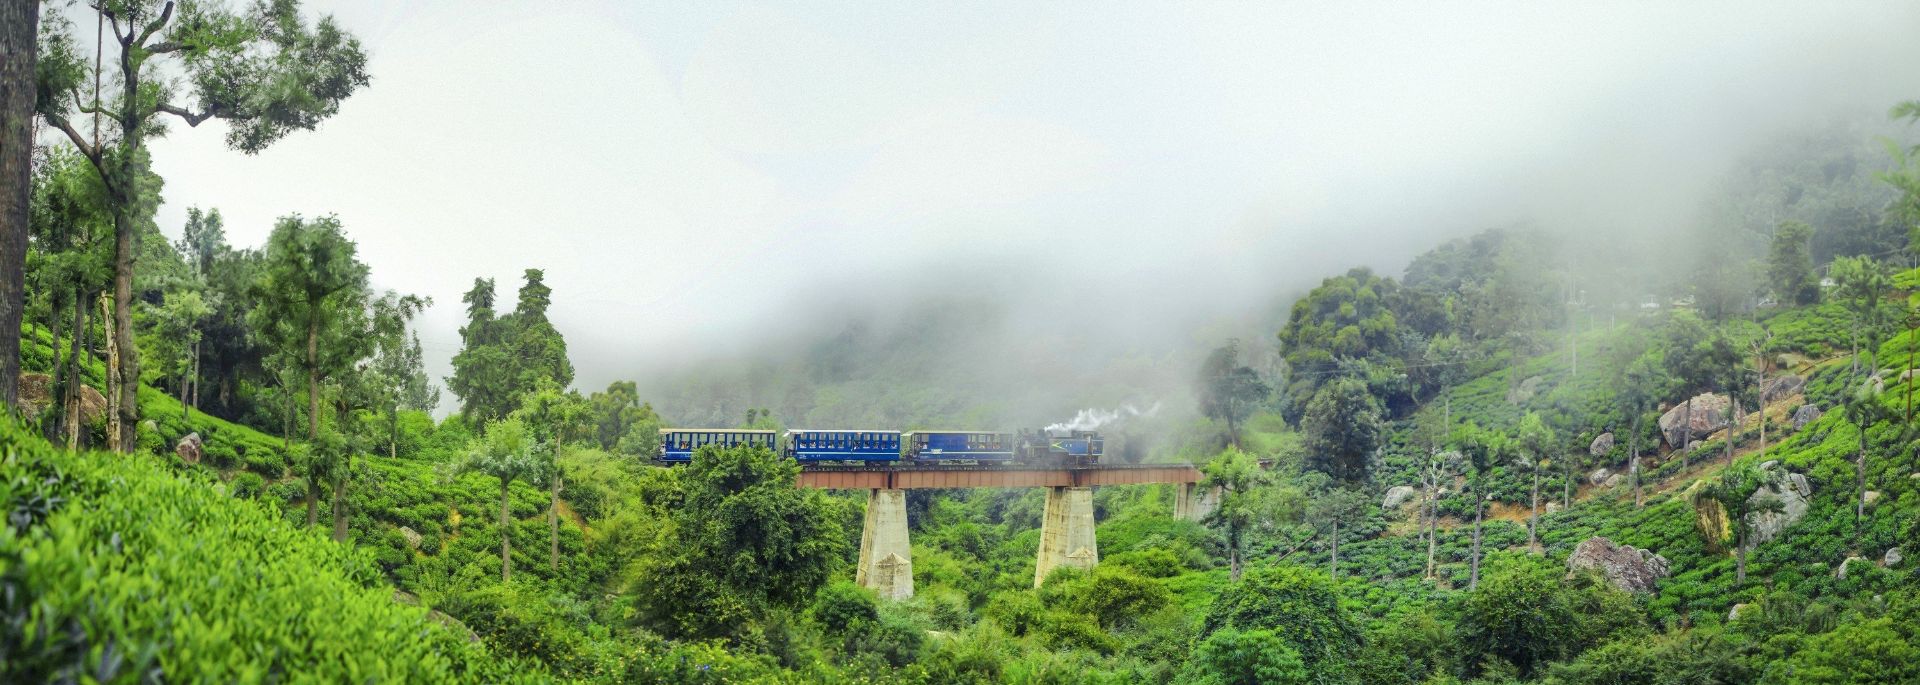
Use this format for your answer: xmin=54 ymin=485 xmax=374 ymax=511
xmin=127 ymin=2 xmax=1920 ymax=419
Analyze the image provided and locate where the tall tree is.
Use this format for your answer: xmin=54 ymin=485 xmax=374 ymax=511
xmin=26 ymin=148 xmax=110 ymax=445
xmin=1197 ymin=339 xmax=1270 ymax=447
xmin=448 ymin=277 xmax=511 ymax=424
xmin=1618 ymin=354 xmax=1665 ymax=507
xmin=0 ymin=0 xmax=42 ymax=408
xmin=1300 ymin=376 xmax=1382 ymax=484
xmin=1515 ymin=412 xmax=1554 ymax=551
xmin=630 ymin=442 xmax=848 ymax=640
xmin=362 ymin=291 xmax=431 ymax=458
xmin=1201 ymin=447 xmax=1276 ymax=581
xmin=1831 ymin=256 xmax=1893 ymax=377
xmin=456 ymin=414 xmax=548 ymax=581
xmin=1309 ymin=485 xmax=1370 ymax=581
xmin=506 ymin=268 xmax=572 ymax=391
xmin=1457 ymin=423 xmax=1506 ymax=590
xmin=1841 ymin=378 xmax=1890 ymax=535
xmin=35 ymin=0 xmax=368 ymax=449
xmin=1766 ymin=221 xmax=1820 ymax=306
xmin=589 ymin=380 xmax=662 ymax=456
xmin=249 ymin=214 xmax=370 ymax=530
xmin=1690 ymin=465 xmax=1783 ymax=586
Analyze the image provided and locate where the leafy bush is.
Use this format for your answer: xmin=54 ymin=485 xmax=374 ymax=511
xmin=0 ymin=418 xmax=528 ymax=682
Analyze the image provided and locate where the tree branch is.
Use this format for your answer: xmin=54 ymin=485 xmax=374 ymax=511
xmin=135 ymin=2 xmax=175 ymax=48
xmin=155 ymin=102 xmax=214 ymax=127
xmin=42 ymin=114 xmax=106 ymax=178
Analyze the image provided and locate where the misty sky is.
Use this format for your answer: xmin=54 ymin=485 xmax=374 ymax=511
xmin=112 ymin=1 xmax=1920 ymax=407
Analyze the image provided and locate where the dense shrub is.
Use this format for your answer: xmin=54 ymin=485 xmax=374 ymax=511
xmin=0 ymin=418 xmax=528 ymax=682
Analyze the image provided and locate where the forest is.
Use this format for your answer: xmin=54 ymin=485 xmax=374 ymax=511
xmin=4 ymin=2 xmax=1920 ymax=684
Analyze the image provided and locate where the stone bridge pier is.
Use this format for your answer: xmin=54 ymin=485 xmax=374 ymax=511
xmin=1173 ymin=482 xmax=1220 ymax=522
xmin=1034 ymin=486 xmax=1098 ymax=586
xmin=855 ymin=489 xmax=913 ymax=600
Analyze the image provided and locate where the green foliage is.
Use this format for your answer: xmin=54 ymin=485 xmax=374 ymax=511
xmin=1189 ymin=628 xmax=1309 ymax=685
xmin=628 ymin=445 xmax=850 ymax=642
xmin=448 ymin=272 xmax=576 ymax=426
xmin=1302 ymin=376 xmax=1384 ymax=483
xmin=1767 ymin=221 xmax=1822 ymax=306
xmin=1454 ymin=555 xmax=1646 ymax=678
xmin=0 ymin=417 xmax=524 ymax=682
xmin=1197 ymin=340 xmax=1271 ymax=445
xmin=1199 ymin=564 xmax=1362 ymax=683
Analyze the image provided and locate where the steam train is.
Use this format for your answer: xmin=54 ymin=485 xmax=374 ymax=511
xmin=656 ymin=428 xmax=1104 ymax=467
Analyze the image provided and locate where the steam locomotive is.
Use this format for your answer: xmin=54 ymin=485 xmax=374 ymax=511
xmin=657 ymin=428 xmax=1104 ymax=467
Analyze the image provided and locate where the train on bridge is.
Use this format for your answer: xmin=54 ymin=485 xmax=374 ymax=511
xmin=656 ymin=428 xmax=1105 ymax=467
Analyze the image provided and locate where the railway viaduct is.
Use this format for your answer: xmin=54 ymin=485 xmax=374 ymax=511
xmin=797 ymin=465 xmax=1218 ymax=600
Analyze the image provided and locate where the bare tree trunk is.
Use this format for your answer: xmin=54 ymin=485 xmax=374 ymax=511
xmin=0 ymin=0 xmax=39 ymax=412
xmin=1630 ymin=412 xmax=1643 ymax=507
xmin=1725 ymin=398 xmax=1738 ymax=465
xmin=549 ymin=474 xmax=561 ymax=571
xmin=1529 ymin=469 xmax=1540 ymax=551
xmin=1681 ymin=397 xmax=1693 ymax=469
xmin=1469 ymin=491 xmax=1485 ymax=590
xmin=500 ymin=480 xmax=513 ymax=582
xmin=1856 ymin=431 xmax=1868 ymax=533
xmin=110 ymin=211 xmax=137 ymax=451
xmin=305 ymin=479 xmax=320 ymax=527
xmin=1329 ymin=517 xmax=1339 ymax=580
xmin=65 ymin=290 xmax=86 ymax=451
xmin=331 ymin=472 xmax=349 ymax=542
xmin=307 ymin=321 xmax=319 ymax=441
xmin=1228 ymin=529 xmax=1243 ymax=581
xmin=49 ymin=292 xmax=66 ymax=439
xmin=1735 ymin=540 xmax=1747 ymax=585
xmin=101 ymin=294 xmax=120 ymax=451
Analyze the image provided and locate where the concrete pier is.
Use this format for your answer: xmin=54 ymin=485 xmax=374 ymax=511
xmin=1035 ymin=486 xmax=1098 ymax=586
xmin=1175 ymin=482 xmax=1220 ymax=522
xmin=856 ymin=488 xmax=914 ymax=600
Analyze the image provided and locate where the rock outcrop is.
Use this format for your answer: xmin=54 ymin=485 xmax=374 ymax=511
xmin=1745 ymin=462 xmax=1812 ymax=549
xmin=1658 ymin=393 xmax=1731 ymax=448
xmin=1837 ymin=556 xmax=1867 ymax=579
xmin=1603 ymin=474 xmax=1624 ymax=489
xmin=1760 ymin=374 xmax=1805 ymax=402
xmin=1566 ymin=536 xmax=1670 ymax=593
xmin=398 ymin=526 xmax=423 ymax=549
xmin=175 ymin=432 xmax=204 ymax=464
xmin=1589 ymin=433 xmax=1614 ymax=457
xmin=1587 ymin=468 xmax=1613 ymax=486
xmin=13 ymin=372 xmax=107 ymax=425
xmin=1885 ymin=547 xmax=1904 ymax=567
xmin=1382 ymin=485 xmax=1418 ymax=509
xmin=1792 ymin=404 xmax=1822 ymax=430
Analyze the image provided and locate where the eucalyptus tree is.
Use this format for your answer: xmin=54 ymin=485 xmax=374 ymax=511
xmin=1842 ymin=378 xmax=1890 ymax=534
xmin=1309 ymin=485 xmax=1370 ymax=580
xmin=1831 ymin=256 xmax=1893 ymax=378
xmin=0 ymin=0 xmax=42 ymax=410
xmin=33 ymin=0 xmax=368 ymax=449
xmin=26 ymin=149 xmax=111 ymax=446
xmin=250 ymin=214 xmax=371 ymax=452
xmin=1690 ymin=465 xmax=1783 ymax=586
xmin=1515 ymin=412 xmax=1554 ymax=550
xmin=457 ymin=414 xmax=549 ymax=582
xmin=1202 ymin=447 xmax=1277 ymax=581
xmin=520 ymin=383 xmax=590 ymax=571
xmin=1618 ymin=354 xmax=1665 ymax=507
xmin=362 ymin=291 xmax=432 ymax=458
xmin=1456 ymin=423 xmax=1506 ymax=590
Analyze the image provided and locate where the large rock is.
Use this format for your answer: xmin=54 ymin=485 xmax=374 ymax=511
xmin=1588 ymin=468 xmax=1613 ymax=486
xmin=1792 ymin=404 xmax=1822 ymax=430
xmin=398 ymin=526 xmax=423 ymax=549
xmin=1745 ymin=463 xmax=1812 ymax=549
xmin=1507 ymin=375 xmax=1546 ymax=405
xmin=14 ymin=372 xmax=107 ymax=425
xmin=1382 ymin=485 xmax=1418 ymax=509
xmin=175 ymin=432 xmax=204 ymax=464
xmin=1886 ymin=547 xmax=1904 ymax=567
xmin=1603 ymin=474 xmax=1624 ymax=489
xmin=1837 ymin=556 xmax=1868 ymax=579
xmin=1589 ymin=433 xmax=1615 ymax=457
xmin=1658 ymin=393 xmax=1730 ymax=448
xmin=1760 ymin=374 xmax=1806 ymax=403
xmin=1566 ymin=536 xmax=1671 ymax=593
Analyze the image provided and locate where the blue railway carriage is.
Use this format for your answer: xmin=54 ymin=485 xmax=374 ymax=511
xmin=784 ymin=430 xmax=902 ymax=464
xmin=657 ymin=428 xmax=778 ymax=463
xmin=904 ymin=431 xmax=1014 ymax=463
xmin=1015 ymin=429 xmax=1105 ymax=466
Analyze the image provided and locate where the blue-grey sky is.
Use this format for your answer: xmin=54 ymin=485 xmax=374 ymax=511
xmin=110 ymin=1 xmax=1920 ymax=404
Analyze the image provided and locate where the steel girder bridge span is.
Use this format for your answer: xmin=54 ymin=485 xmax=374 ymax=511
xmin=796 ymin=464 xmax=1219 ymax=600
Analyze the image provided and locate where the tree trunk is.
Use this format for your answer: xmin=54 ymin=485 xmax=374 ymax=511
xmin=1469 ymin=490 xmax=1485 ymax=590
xmin=1735 ymin=540 xmax=1747 ymax=585
xmin=111 ymin=210 xmax=137 ymax=451
xmin=331 ymin=472 xmax=349 ymax=542
xmin=305 ymin=479 xmax=320 ymax=527
xmin=65 ymin=290 xmax=87 ymax=451
xmin=307 ymin=320 xmax=319 ymax=441
xmin=1529 ymin=469 xmax=1540 ymax=551
xmin=1329 ymin=517 xmax=1339 ymax=580
xmin=549 ymin=474 xmax=561 ymax=571
xmin=189 ymin=339 xmax=200 ymax=409
xmin=101 ymin=293 xmax=120 ymax=451
xmin=1424 ymin=477 xmax=1438 ymax=580
xmin=1630 ymin=412 xmax=1643 ymax=507
xmin=1680 ymin=397 xmax=1693 ymax=469
xmin=1726 ymin=398 xmax=1738 ymax=465
xmin=1856 ymin=431 xmax=1868 ymax=532
xmin=0 ymin=0 xmax=39 ymax=413
xmin=48 ymin=291 xmax=66 ymax=440
xmin=500 ymin=479 xmax=513 ymax=582
xmin=1561 ymin=461 xmax=1572 ymax=509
